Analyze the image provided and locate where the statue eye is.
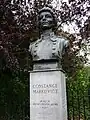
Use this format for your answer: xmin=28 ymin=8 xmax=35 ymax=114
xmin=45 ymin=14 xmax=52 ymax=18
xmin=39 ymin=15 xmax=43 ymax=20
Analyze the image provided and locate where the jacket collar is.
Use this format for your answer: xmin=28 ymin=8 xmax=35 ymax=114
xmin=41 ymin=32 xmax=55 ymax=40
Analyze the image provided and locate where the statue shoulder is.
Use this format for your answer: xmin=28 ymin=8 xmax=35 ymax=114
xmin=29 ymin=38 xmax=41 ymax=51
xmin=51 ymin=35 xmax=69 ymax=48
xmin=57 ymin=35 xmax=69 ymax=42
xmin=57 ymin=35 xmax=67 ymax=41
xmin=57 ymin=36 xmax=69 ymax=48
xmin=51 ymin=35 xmax=67 ymax=42
xmin=30 ymin=38 xmax=41 ymax=46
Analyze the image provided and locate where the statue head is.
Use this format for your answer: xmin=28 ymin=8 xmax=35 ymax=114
xmin=38 ymin=6 xmax=57 ymax=31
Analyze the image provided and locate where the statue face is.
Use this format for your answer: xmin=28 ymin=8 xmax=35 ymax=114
xmin=39 ymin=11 xmax=54 ymax=30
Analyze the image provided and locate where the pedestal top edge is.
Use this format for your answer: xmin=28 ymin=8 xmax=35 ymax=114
xmin=28 ymin=68 xmax=65 ymax=73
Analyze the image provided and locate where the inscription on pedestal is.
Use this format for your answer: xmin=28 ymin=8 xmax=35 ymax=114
xmin=30 ymin=70 xmax=67 ymax=120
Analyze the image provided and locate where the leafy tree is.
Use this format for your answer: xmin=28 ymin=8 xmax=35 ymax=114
xmin=1 ymin=0 xmax=90 ymax=72
xmin=67 ymin=67 xmax=90 ymax=119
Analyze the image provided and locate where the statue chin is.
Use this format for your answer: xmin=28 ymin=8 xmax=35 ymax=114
xmin=42 ymin=26 xmax=51 ymax=30
xmin=40 ymin=24 xmax=53 ymax=30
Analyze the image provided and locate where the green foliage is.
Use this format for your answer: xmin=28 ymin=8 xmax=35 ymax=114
xmin=67 ymin=67 xmax=90 ymax=119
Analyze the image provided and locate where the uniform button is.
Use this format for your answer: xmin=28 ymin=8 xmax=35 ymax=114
xmin=52 ymin=53 xmax=55 ymax=56
xmin=52 ymin=48 xmax=56 ymax=50
xmin=34 ymin=54 xmax=37 ymax=57
xmin=34 ymin=50 xmax=36 ymax=53
xmin=42 ymin=35 xmax=44 ymax=39
xmin=53 ymin=39 xmax=57 ymax=42
xmin=35 ymin=45 xmax=38 ymax=47
xmin=53 ymin=42 xmax=56 ymax=45
xmin=35 ymin=42 xmax=38 ymax=46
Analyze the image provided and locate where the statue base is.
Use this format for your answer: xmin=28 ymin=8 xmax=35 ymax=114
xmin=29 ymin=69 xmax=67 ymax=120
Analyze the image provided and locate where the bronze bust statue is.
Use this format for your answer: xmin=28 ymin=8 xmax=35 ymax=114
xmin=29 ymin=6 xmax=69 ymax=70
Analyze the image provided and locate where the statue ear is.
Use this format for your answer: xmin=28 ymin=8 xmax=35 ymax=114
xmin=37 ymin=15 xmax=42 ymax=32
xmin=64 ymin=40 xmax=69 ymax=48
xmin=36 ymin=15 xmax=42 ymax=36
xmin=36 ymin=15 xmax=39 ymax=29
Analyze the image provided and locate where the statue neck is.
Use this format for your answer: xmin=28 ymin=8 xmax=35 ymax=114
xmin=40 ymin=29 xmax=55 ymax=40
xmin=41 ymin=29 xmax=53 ymax=37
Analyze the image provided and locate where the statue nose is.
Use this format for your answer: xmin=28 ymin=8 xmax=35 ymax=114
xmin=42 ymin=16 xmax=46 ymax=21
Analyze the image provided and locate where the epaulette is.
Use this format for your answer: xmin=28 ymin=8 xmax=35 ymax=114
xmin=50 ymin=35 xmax=65 ymax=42
xmin=57 ymin=36 xmax=68 ymax=40
xmin=35 ymin=38 xmax=42 ymax=44
xmin=30 ymin=38 xmax=42 ymax=46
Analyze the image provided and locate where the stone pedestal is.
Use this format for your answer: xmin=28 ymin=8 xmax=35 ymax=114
xmin=30 ymin=69 xmax=67 ymax=120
